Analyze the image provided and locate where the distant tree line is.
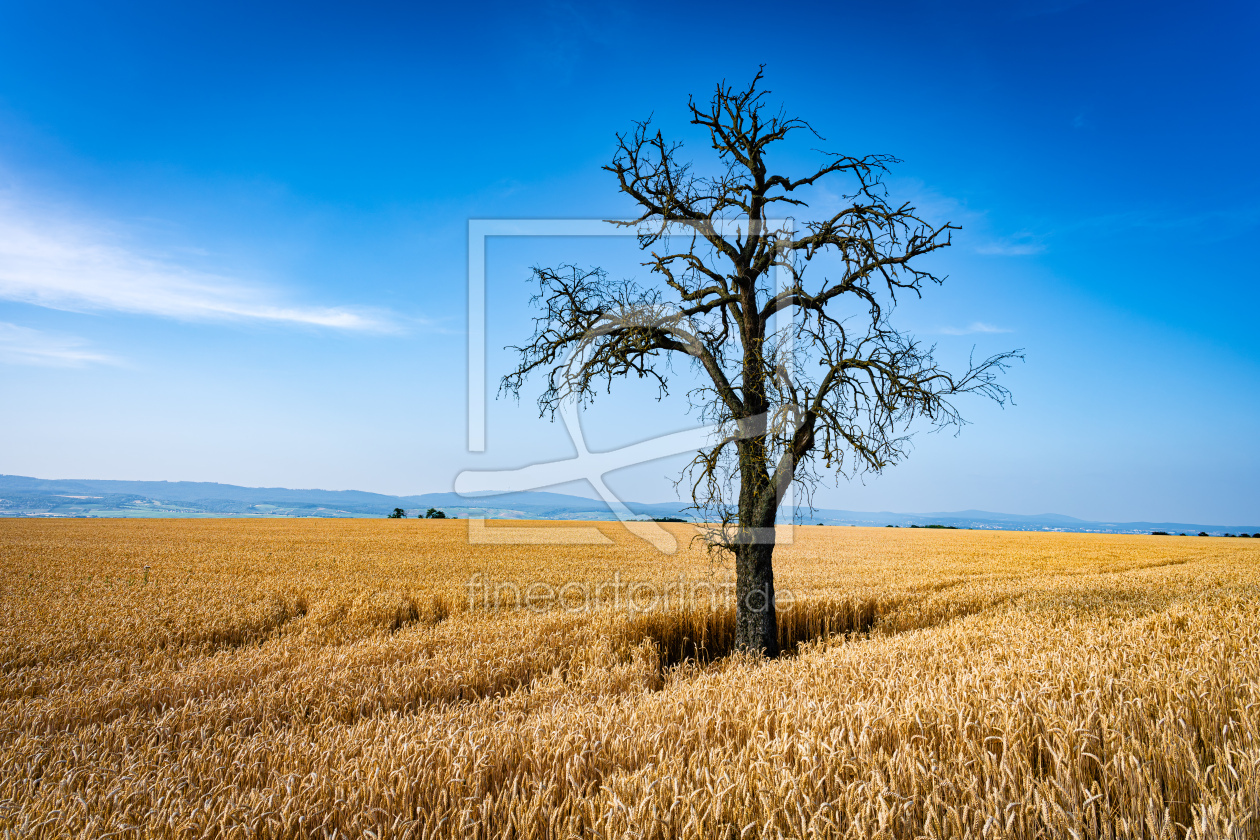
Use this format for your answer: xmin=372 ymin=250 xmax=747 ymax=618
xmin=883 ymin=524 xmax=960 ymax=529
xmin=1154 ymin=530 xmax=1257 ymax=537
xmin=386 ymin=508 xmax=453 ymax=519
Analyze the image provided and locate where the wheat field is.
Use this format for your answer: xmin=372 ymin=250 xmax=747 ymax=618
xmin=1 ymin=518 xmax=1258 ymax=839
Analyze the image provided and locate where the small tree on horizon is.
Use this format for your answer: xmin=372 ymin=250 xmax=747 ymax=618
xmin=503 ymin=69 xmax=1019 ymax=656
xmin=425 ymin=508 xmax=447 ymax=519
xmin=388 ymin=507 xmax=406 ymax=519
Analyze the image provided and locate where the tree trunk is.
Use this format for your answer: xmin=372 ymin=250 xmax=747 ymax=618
xmin=734 ymin=539 xmax=778 ymax=657
xmin=732 ymin=401 xmax=779 ymax=656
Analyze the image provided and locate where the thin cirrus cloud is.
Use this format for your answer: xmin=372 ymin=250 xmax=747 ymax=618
xmin=939 ymin=322 xmax=1014 ymax=336
xmin=0 ymin=196 xmax=395 ymax=331
xmin=874 ymin=181 xmax=1048 ymax=257
xmin=0 ymin=321 xmax=118 ymax=367
xmin=973 ymin=234 xmax=1046 ymax=256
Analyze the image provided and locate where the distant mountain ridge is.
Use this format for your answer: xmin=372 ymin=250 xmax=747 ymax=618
xmin=0 ymin=474 xmax=1255 ymax=535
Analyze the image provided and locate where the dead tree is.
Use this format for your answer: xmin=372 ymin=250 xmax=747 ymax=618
xmin=503 ymin=69 xmax=1020 ymax=656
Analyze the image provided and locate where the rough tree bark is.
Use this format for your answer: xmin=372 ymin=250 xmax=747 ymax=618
xmin=502 ymin=69 xmax=1020 ymax=656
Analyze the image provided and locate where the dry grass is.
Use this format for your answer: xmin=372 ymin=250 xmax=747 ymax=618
xmin=1 ymin=518 xmax=1258 ymax=838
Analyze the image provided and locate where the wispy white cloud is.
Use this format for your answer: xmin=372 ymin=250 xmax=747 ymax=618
xmin=1060 ymin=206 xmax=1260 ymax=241
xmin=871 ymin=180 xmax=1050 ymax=258
xmin=0 ymin=194 xmax=395 ymax=331
xmin=806 ymin=176 xmax=1259 ymax=264
xmin=939 ymin=322 xmax=1014 ymax=336
xmin=0 ymin=322 xmax=119 ymax=367
xmin=974 ymin=234 xmax=1046 ymax=256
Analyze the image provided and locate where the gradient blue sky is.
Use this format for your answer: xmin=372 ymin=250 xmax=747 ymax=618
xmin=0 ymin=0 xmax=1256 ymax=523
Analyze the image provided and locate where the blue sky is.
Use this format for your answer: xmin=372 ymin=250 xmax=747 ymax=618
xmin=0 ymin=0 xmax=1256 ymax=523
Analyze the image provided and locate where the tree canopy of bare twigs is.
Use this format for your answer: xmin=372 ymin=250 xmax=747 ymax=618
xmin=503 ymin=69 xmax=1021 ymax=655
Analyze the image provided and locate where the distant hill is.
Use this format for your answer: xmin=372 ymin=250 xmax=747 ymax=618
xmin=0 ymin=474 xmax=687 ymax=520
xmin=0 ymin=474 xmax=1255 ymax=536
